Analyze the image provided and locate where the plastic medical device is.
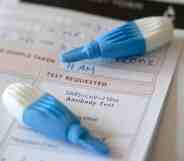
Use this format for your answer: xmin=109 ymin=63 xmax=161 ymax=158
xmin=60 ymin=17 xmax=174 ymax=62
xmin=2 ymin=83 xmax=109 ymax=155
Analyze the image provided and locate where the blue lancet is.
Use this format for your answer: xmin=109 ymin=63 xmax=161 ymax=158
xmin=60 ymin=17 xmax=174 ymax=63
xmin=23 ymin=93 xmax=110 ymax=155
xmin=60 ymin=22 xmax=145 ymax=62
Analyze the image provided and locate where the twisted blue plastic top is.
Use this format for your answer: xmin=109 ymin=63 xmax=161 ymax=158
xmin=60 ymin=22 xmax=145 ymax=62
xmin=23 ymin=93 xmax=109 ymax=155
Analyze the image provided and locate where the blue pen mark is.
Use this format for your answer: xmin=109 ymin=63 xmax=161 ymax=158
xmin=64 ymin=63 xmax=95 ymax=74
xmin=63 ymin=31 xmax=83 ymax=38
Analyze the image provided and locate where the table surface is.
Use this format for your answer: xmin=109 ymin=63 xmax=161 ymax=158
xmin=150 ymin=30 xmax=184 ymax=161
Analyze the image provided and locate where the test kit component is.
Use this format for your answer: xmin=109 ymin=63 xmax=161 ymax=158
xmin=2 ymin=83 xmax=110 ymax=155
xmin=60 ymin=17 xmax=173 ymax=62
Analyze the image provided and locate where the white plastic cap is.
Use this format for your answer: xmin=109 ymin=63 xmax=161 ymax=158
xmin=135 ymin=16 xmax=174 ymax=52
xmin=2 ymin=83 xmax=43 ymax=122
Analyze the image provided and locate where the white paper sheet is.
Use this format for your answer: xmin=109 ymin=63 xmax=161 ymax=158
xmin=0 ymin=4 xmax=182 ymax=161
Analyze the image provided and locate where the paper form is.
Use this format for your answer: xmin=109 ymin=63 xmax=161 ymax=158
xmin=0 ymin=4 xmax=182 ymax=161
